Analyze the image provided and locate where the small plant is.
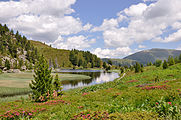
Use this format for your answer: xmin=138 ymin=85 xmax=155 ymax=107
xmin=71 ymin=110 xmax=109 ymax=120
xmin=154 ymin=98 xmax=180 ymax=119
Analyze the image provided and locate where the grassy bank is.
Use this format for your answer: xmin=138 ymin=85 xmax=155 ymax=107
xmin=0 ymin=64 xmax=181 ymax=119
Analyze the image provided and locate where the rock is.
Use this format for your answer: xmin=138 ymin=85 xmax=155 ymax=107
xmin=21 ymin=66 xmax=26 ymax=71
xmin=7 ymin=69 xmax=13 ymax=73
xmin=13 ymin=69 xmax=21 ymax=73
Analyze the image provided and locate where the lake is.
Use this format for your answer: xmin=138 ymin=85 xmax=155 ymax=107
xmin=57 ymin=70 xmax=119 ymax=90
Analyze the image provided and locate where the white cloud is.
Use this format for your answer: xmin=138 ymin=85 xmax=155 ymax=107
xmin=50 ymin=35 xmax=96 ymax=50
xmin=138 ymin=45 xmax=146 ymax=49
xmin=163 ymin=29 xmax=181 ymax=43
xmin=92 ymin=0 xmax=181 ymax=50
xmin=92 ymin=18 xmax=119 ymax=32
xmin=92 ymin=47 xmax=132 ymax=58
xmin=124 ymin=3 xmax=147 ymax=17
xmin=172 ymin=22 xmax=181 ymax=30
xmin=0 ymin=0 xmax=89 ymax=43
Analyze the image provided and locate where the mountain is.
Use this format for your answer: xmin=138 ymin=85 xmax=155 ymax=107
xmin=124 ymin=48 xmax=181 ymax=65
xmin=102 ymin=58 xmax=136 ymax=66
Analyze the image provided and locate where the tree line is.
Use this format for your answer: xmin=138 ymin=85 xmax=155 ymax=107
xmin=0 ymin=24 xmax=39 ymax=70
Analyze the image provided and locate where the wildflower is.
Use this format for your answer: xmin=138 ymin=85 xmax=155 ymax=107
xmin=156 ymin=102 xmax=159 ymax=105
xmin=28 ymin=113 xmax=32 ymax=116
xmin=168 ymin=102 xmax=172 ymax=105
xmin=82 ymin=93 xmax=88 ymax=96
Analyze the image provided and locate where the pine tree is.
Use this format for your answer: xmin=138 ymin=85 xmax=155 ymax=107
xmin=108 ymin=60 xmax=112 ymax=65
xmin=179 ymin=54 xmax=181 ymax=63
xmin=163 ymin=60 xmax=168 ymax=69
xmin=155 ymin=59 xmax=162 ymax=67
xmin=5 ymin=59 xmax=10 ymax=70
xmin=103 ymin=62 xmax=107 ymax=69
xmin=169 ymin=56 xmax=175 ymax=66
xmin=29 ymin=55 xmax=53 ymax=102
xmin=135 ymin=62 xmax=141 ymax=73
xmin=0 ymin=58 xmax=2 ymax=66
xmin=53 ymin=74 xmax=63 ymax=96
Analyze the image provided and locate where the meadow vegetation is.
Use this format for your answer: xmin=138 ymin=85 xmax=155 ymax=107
xmin=0 ymin=63 xmax=180 ymax=119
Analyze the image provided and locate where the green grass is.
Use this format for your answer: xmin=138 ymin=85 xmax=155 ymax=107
xmin=0 ymin=64 xmax=181 ymax=119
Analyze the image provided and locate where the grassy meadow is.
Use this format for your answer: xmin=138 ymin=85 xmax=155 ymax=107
xmin=0 ymin=64 xmax=181 ymax=119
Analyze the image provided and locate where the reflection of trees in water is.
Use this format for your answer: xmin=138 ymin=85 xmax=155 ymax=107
xmin=61 ymin=72 xmax=101 ymax=86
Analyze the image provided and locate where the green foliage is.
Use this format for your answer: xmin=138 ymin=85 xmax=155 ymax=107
xmin=69 ymin=49 xmax=101 ymax=68
xmin=103 ymin=62 xmax=107 ymax=69
xmin=168 ymin=56 xmax=175 ymax=66
xmin=154 ymin=98 xmax=180 ymax=119
xmin=53 ymin=74 xmax=63 ymax=96
xmin=0 ymin=24 xmax=39 ymax=70
xmin=135 ymin=62 xmax=141 ymax=73
xmin=108 ymin=60 xmax=112 ymax=65
xmin=179 ymin=54 xmax=181 ymax=62
xmin=163 ymin=60 xmax=168 ymax=69
xmin=29 ymin=55 xmax=53 ymax=102
xmin=0 ymin=58 xmax=2 ymax=66
xmin=5 ymin=59 xmax=10 ymax=70
xmin=155 ymin=59 xmax=162 ymax=67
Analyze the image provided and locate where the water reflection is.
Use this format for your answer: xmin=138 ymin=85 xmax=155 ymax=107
xmin=57 ymin=70 xmax=119 ymax=90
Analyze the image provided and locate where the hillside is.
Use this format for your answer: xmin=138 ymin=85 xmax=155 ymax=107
xmin=30 ymin=40 xmax=72 ymax=68
xmin=30 ymin=40 xmax=102 ymax=68
xmin=102 ymin=58 xmax=136 ymax=66
xmin=124 ymin=48 xmax=181 ymax=65
xmin=0 ymin=23 xmax=102 ymax=70
xmin=0 ymin=24 xmax=38 ymax=71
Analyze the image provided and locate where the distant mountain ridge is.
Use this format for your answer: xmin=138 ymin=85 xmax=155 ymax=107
xmin=124 ymin=48 xmax=181 ymax=65
xmin=101 ymin=58 xmax=136 ymax=66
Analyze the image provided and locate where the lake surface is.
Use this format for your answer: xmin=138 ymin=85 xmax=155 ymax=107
xmin=57 ymin=70 xmax=119 ymax=90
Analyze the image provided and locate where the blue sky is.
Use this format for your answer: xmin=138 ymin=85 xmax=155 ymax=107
xmin=0 ymin=0 xmax=181 ymax=58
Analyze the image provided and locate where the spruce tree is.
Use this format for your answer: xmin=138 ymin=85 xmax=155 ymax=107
xmin=179 ymin=54 xmax=181 ymax=63
xmin=53 ymin=74 xmax=63 ymax=96
xmin=29 ymin=55 xmax=53 ymax=102
xmin=103 ymin=62 xmax=107 ymax=69
xmin=163 ymin=60 xmax=168 ymax=69
xmin=169 ymin=56 xmax=175 ymax=66
xmin=5 ymin=59 xmax=10 ymax=70
xmin=135 ymin=62 xmax=141 ymax=73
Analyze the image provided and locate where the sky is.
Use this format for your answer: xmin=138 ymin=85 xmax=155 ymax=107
xmin=0 ymin=0 xmax=181 ymax=58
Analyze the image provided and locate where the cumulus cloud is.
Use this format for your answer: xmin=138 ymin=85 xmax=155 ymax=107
xmin=92 ymin=0 xmax=181 ymax=49
xmin=92 ymin=47 xmax=132 ymax=58
xmin=50 ymin=35 xmax=96 ymax=50
xmin=92 ymin=18 xmax=119 ymax=32
xmin=0 ymin=0 xmax=89 ymax=42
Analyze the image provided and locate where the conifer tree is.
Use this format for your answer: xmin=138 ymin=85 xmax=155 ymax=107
xmin=29 ymin=55 xmax=53 ymax=102
xmin=155 ymin=59 xmax=162 ymax=67
xmin=179 ymin=54 xmax=181 ymax=63
xmin=0 ymin=58 xmax=2 ymax=66
xmin=169 ymin=56 xmax=175 ymax=66
xmin=163 ymin=60 xmax=168 ymax=69
xmin=5 ymin=59 xmax=10 ymax=70
xmin=135 ymin=62 xmax=141 ymax=73
xmin=103 ymin=62 xmax=107 ymax=69
xmin=53 ymin=74 xmax=63 ymax=96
